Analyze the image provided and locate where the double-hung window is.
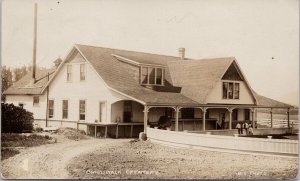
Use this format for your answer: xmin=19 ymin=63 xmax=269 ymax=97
xmin=48 ymin=100 xmax=54 ymax=118
xmin=80 ymin=64 xmax=86 ymax=81
xmin=67 ymin=64 xmax=72 ymax=82
xmin=33 ymin=96 xmax=39 ymax=106
xmin=223 ymin=82 xmax=240 ymax=100
xmin=79 ymin=100 xmax=86 ymax=120
xmin=140 ymin=67 xmax=164 ymax=85
xmin=62 ymin=100 xmax=68 ymax=119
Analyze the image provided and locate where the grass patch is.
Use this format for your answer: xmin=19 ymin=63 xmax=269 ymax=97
xmin=1 ymin=148 xmax=20 ymax=160
xmin=1 ymin=133 xmax=54 ymax=160
xmin=1 ymin=133 xmax=53 ymax=147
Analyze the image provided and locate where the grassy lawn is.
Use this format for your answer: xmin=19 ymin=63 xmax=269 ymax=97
xmin=1 ymin=133 xmax=53 ymax=160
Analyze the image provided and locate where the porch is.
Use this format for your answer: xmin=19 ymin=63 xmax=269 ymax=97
xmin=85 ymin=122 xmax=144 ymax=138
xmin=82 ymin=100 xmax=296 ymax=138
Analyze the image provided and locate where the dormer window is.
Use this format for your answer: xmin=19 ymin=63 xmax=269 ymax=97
xmin=140 ymin=66 xmax=164 ymax=86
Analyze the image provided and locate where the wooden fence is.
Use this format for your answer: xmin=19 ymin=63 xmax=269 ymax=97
xmin=147 ymin=127 xmax=298 ymax=156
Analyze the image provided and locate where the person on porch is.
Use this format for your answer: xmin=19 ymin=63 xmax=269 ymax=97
xmin=236 ymin=122 xmax=242 ymax=134
xmin=244 ymin=121 xmax=249 ymax=135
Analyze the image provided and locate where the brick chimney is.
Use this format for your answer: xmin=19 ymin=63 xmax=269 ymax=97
xmin=179 ymin=48 xmax=185 ymax=60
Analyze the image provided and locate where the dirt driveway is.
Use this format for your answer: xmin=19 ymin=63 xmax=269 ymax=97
xmin=1 ymin=135 xmax=128 ymax=179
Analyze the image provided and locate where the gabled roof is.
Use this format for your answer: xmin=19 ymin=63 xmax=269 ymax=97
xmin=3 ymin=68 xmax=55 ymax=95
xmin=75 ymin=44 xmax=197 ymax=105
xmin=4 ymin=44 xmax=293 ymax=108
xmin=168 ymin=58 xmax=235 ymax=103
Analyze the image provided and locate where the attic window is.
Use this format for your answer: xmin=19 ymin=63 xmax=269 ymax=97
xmin=80 ymin=64 xmax=86 ymax=81
xmin=33 ymin=96 xmax=39 ymax=105
xmin=223 ymin=81 xmax=239 ymax=99
xmin=67 ymin=64 xmax=72 ymax=82
xmin=140 ymin=66 xmax=164 ymax=86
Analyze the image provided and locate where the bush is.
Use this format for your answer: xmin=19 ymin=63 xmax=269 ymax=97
xmin=1 ymin=103 xmax=34 ymax=133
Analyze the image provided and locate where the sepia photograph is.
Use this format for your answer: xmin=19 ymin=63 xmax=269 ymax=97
xmin=1 ymin=0 xmax=299 ymax=179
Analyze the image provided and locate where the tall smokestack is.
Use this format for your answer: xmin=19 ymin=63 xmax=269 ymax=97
xmin=179 ymin=47 xmax=185 ymax=60
xmin=32 ymin=3 xmax=38 ymax=83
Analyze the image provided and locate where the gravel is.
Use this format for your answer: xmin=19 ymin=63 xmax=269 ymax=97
xmin=67 ymin=139 xmax=298 ymax=179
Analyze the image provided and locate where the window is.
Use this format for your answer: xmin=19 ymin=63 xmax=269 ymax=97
xmin=156 ymin=68 xmax=163 ymax=84
xmin=79 ymin=100 xmax=86 ymax=120
xmin=181 ymin=108 xmax=194 ymax=119
xmin=80 ymin=64 xmax=86 ymax=81
xmin=140 ymin=66 xmax=164 ymax=85
xmin=62 ymin=100 xmax=68 ymax=119
xmin=222 ymin=82 xmax=240 ymax=99
xmin=222 ymin=82 xmax=228 ymax=99
xmin=33 ymin=96 xmax=39 ymax=105
xmin=228 ymin=83 xmax=233 ymax=99
xmin=48 ymin=100 xmax=54 ymax=118
xmin=67 ymin=64 xmax=72 ymax=81
xmin=141 ymin=67 xmax=148 ymax=84
xmin=234 ymin=83 xmax=240 ymax=99
xmin=148 ymin=68 xmax=155 ymax=84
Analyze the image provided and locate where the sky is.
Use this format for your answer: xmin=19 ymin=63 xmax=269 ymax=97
xmin=1 ymin=0 xmax=299 ymax=105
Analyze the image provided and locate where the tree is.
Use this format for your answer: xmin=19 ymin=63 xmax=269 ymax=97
xmin=1 ymin=103 xmax=34 ymax=133
xmin=1 ymin=66 xmax=13 ymax=102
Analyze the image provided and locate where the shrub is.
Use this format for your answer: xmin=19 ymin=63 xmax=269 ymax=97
xmin=1 ymin=103 xmax=34 ymax=133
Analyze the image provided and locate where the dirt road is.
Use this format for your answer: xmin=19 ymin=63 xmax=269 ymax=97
xmin=1 ymin=136 xmax=127 ymax=179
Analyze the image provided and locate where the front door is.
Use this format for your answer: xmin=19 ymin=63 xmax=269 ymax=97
xmin=123 ymin=101 xmax=132 ymax=122
xmin=99 ymin=102 xmax=106 ymax=122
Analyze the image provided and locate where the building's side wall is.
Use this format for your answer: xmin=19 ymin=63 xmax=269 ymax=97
xmin=206 ymin=81 xmax=255 ymax=104
xmin=48 ymin=50 xmax=125 ymax=124
xmin=6 ymin=94 xmax=47 ymax=120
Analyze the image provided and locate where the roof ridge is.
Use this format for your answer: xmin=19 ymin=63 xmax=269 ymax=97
xmin=76 ymin=43 xmax=183 ymax=59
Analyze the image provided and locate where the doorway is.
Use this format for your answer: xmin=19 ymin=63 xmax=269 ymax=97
xmin=123 ymin=101 xmax=132 ymax=122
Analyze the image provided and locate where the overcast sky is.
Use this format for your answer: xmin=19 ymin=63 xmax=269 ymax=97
xmin=1 ymin=0 xmax=299 ymax=105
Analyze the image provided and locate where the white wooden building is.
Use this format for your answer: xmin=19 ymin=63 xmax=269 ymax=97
xmin=4 ymin=44 xmax=294 ymax=138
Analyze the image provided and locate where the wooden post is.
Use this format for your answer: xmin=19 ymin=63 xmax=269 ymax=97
xmin=193 ymin=119 xmax=195 ymax=131
xmin=251 ymin=108 xmax=255 ymax=129
xmin=203 ymin=108 xmax=206 ymax=131
xmin=116 ymin=123 xmax=119 ymax=138
xmin=130 ymin=125 xmax=133 ymax=137
xmin=143 ymin=106 xmax=148 ymax=133
xmin=287 ymin=108 xmax=290 ymax=128
xmin=175 ymin=107 xmax=179 ymax=131
xmin=104 ymin=126 xmax=107 ymax=138
xmin=229 ymin=108 xmax=233 ymax=130
xmin=94 ymin=125 xmax=97 ymax=138
xmin=270 ymin=108 xmax=273 ymax=128
xmin=182 ymin=119 xmax=184 ymax=131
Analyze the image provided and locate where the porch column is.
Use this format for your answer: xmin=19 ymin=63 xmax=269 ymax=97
xmin=228 ymin=108 xmax=233 ymax=130
xmin=287 ymin=108 xmax=290 ymax=128
xmin=251 ymin=108 xmax=255 ymax=129
xmin=143 ymin=106 xmax=149 ymax=133
xmin=202 ymin=108 xmax=206 ymax=131
xmin=270 ymin=108 xmax=273 ymax=128
xmin=175 ymin=107 xmax=179 ymax=131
